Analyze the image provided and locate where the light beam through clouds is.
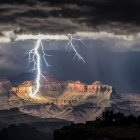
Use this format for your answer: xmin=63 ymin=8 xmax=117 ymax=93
xmin=18 ymin=34 xmax=86 ymax=98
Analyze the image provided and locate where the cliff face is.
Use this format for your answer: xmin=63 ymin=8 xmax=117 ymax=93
xmin=9 ymin=74 xmax=114 ymax=123
xmin=11 ymin=79 xmax=113 ymax=102
xmin=62 ymin=80 xmax=113 ymax=101
xmin=67 ymin=81 xmax=104 ymax=93
xmin=67 ymin=81 xmax=85 ymax=92
xmin=40 ymin=82 xmax=63 ymax=92
xmin=87 ymin=81 xmax=103 ymax=92
xmin=67 ymin=81 xmax=113 ymax=97
xmin=11 ymin=73 xmax=63 ymax=96
xmin=11 ymin=81 xmax=35 ymax=99
xmin=2 ymin=74 xmax=140 ymax=123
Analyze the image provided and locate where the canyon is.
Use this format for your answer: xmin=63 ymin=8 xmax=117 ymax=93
xmin=10 ymin=74 xmax=113 ymax=104
xmin=0 ymin=73 xmax=139 ymax=123
xmin=7 ymin=73 xmax=114 ymax=122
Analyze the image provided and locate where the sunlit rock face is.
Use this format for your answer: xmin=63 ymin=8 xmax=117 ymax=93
xmin=87 ymin=81 xmax=103 ymax=92
xmin=18 ymin=81 xmax=34 ymax=94
xmin=11 ymin=78 xmax=113 ymax=102
xmin=5 ymin=73 xmax=140 ymax=123
xmin=9 ymin=73 xmax=114 ymax=123
xmin=87 ymin=81 xmax=113 ymax=99
xmin=11 ymin=81 xmax=35 ymax=98
xmin=66 ymin=80 xmax=113 ymax=100
xmin=67 ymin=81 xmax=85 ymax=92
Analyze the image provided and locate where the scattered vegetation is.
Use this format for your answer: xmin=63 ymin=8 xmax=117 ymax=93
xmin=98 ymin=110 xmax=140 ymax=126
xmin=54 ymin=111 xmax=140 ymax=140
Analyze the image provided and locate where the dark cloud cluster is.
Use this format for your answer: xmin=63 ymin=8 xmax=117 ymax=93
xmin=0 ymin=0 xmax=140 ymax=93
xmin=0 ymin=42 xmax=28 ymax=77
xmin=0 ymin=0 xmax=140 ymax=36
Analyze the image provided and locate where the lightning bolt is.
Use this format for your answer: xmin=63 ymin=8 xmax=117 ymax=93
xmin=19 ymin=34 xmax=86 ymax=98
xmin=28 ymin=39 xmax=41 ymax=98
xmin=68 ymin=34 xmax=86 ymax=63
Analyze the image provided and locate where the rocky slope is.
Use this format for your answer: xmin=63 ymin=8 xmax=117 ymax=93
xmin=0 ymin=74 xmax=140 ymax=123
xmin=0 ymin=108 xmax=71 ymax=140
xmin=107 ymin=93 xmax=140 ymax=116
xmin=7 ymin=73 xmax=114 ymax=123
xmin=17 ymin=91 xmax=140 ymax=123
xmin=10 ymin=78 xmax=113 ymax=103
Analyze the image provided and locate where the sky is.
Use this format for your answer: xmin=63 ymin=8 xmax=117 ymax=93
xmin=0 ymin=0 xmax=140 ymax=93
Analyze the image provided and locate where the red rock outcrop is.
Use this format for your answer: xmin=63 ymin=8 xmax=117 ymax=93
xmin=10 ymin=71 xmax=113 ymax=103
xmin=67 ymin=81 xmax=109 ymax=94
xmin=67 ymin=81 xmax=85 ymax=92
xmin=40 ymin=82 xmax=62 ymax=92
xmin=11 ymin=81 xmax=35 ymax=97
xmin=87 ymin=81 xmax=103 ymax=93
xmin=11 ymin=79 xmax=112 ymax=97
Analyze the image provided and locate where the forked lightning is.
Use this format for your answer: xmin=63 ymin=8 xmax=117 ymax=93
xmin=18 ymin=34 xmax=86 ymax=98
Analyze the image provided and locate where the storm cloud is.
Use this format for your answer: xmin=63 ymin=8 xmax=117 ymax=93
xmin=0 ymin=0 xmax=140 ymax=93
xmin=0 ymin=0 xmax=140 ymax=37
xmin=0 ymin=35 xmax=140 ymax=93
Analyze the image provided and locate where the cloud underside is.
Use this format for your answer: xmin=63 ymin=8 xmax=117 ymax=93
xmin=1 ymin=0 xmax=140 ymax=93
xmin=0 ymin=0 xmax=140 ymax=38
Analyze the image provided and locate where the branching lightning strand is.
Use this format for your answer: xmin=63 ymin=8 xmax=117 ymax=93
xmin=24 ymin=34 xmax=86 ymax=98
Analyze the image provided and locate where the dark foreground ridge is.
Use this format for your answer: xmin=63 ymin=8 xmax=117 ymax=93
xmin=0 ymin=108 xmax=71 ymax=140
xmin=54 ymin=110 xmax=140 ymax=140
xmin=0 ymin=124 xmax=46 ymax=140
xmin=0 ymin=110 xmax=140 ymax=140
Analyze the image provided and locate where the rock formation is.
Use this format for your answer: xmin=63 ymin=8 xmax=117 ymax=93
xmin=40 ymin=82 xmax=62 ymax=92
xmin=1 ymin=74 xmax=140 ymax=123
xmin=67 ymin=80 xmax=112 ymax=97
xmin=87 ymin=81 xmax=103 ymax=92
xmin=10 ymin=77 xmax=113 ymax=109
xmin=67 ymin=81 xmax=85 ymax=92
xmin=11 ymin=79 xmax=113 ymax=100
xmin=11 ymin=81 xmax=35 ymax=98
xmin=8 ymin=73 xmax=114 ymax=122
